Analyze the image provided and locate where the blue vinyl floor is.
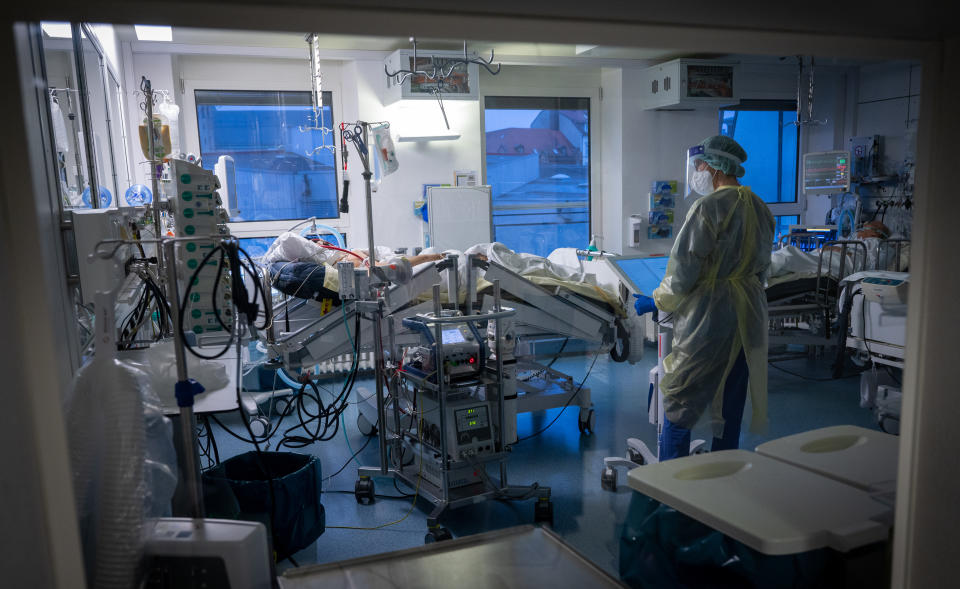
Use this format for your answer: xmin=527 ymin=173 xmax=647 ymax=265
xmin=205 ymin=345 xmax=877 ymax=579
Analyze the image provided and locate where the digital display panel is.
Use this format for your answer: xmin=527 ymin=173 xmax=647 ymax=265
xmin=456 ymin=406 xmax=489 ymax=431
xmin=612 ymin=256 xmax=670 ymax=295
xmin=803 ymin=151 xmax=851 ymax=193
xmin=442 ymin=328 xmax=466 ymax=345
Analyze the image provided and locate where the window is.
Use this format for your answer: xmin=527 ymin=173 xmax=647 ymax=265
xmin=195 ymin=90 xmax=337 ymax=222
xmin=484 ymin=96 xmax=590 ymax=256
xmin=773 ymin=215 xmax=799 ymax=245
xmin=719 ymin=102 xmax=801 ymax=245
xmin=719 ymin=106 xmax=798 ymax=204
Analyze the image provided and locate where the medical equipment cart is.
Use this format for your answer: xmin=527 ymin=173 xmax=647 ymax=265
xmin=355 ymin=283 xmax=552 ymax=542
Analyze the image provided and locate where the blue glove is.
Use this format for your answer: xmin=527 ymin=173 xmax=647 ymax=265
xmin=633 ymin=294 xmax=657 ymax=316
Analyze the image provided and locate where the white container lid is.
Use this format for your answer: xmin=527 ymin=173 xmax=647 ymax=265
xmin=627 ymin=450 xmax=890 ymax=555
xmin=755 ymin=425 xmax=898 ymax=492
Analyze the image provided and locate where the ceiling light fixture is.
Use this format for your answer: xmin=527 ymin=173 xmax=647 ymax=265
xmin=135 ymin=25 xmax=173 ymax=42
xmin=41 ymin=22 xmax=72 ymax=39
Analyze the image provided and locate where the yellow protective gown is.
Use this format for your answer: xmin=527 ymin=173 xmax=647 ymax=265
xmin=652 ymin=185 xmax=774 ymax=436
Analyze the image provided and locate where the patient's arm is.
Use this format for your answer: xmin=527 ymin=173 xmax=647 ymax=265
xmin=405 ymin=253 xmax=445 ymax=266
xmin=346 ymin=251 xmax=445 ymax=268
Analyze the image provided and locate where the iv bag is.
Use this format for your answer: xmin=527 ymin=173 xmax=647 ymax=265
xmin=372 ymin=124 xmax=399 ymax=176
xmin=158 ymin=101 xmax=181 ymax=156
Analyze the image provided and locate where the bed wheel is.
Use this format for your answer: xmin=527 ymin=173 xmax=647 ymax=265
xmin=601 ymin=468 xmax=617 ymax=491
xmin=578 ymin=409 xmax=596 ymax=435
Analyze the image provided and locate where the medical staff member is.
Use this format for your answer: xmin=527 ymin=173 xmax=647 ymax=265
xmin=636 ymin=135 xmax=774 ymax=460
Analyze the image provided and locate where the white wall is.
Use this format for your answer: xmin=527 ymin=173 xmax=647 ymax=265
xmin=600 ymin=67 xmax=624 ymax=250
xmin=119 ymin=46 xmax=921 ymax=254
xmin=121 ymin=51 xmax=603 ymax=253
xmin=373 ymin=61 xmax=483 ymax=250
xmin=610 ymin=61 xmax=852 ymax=255
xmin=850 ymin=61 xmax=920 ymax=238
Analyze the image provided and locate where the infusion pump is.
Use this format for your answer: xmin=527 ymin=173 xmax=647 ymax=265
xmin=401 ymin=318 xmax=487 ymax=381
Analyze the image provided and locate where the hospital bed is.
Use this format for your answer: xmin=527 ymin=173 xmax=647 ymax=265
xmin=766 ymin=240 xmax=869 ymax=357
xmin=260 ymin=248 xmax=641 ymax=434
xmin=767 ymin=237 xmax=910 ymax=362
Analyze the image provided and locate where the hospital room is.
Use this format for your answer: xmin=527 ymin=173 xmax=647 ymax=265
xmin=2 ymin=3 xmax=956 ymax=588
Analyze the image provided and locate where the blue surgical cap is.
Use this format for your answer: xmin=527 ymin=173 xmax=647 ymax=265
xmin=695 ymin=135 xmax=747 ymax=178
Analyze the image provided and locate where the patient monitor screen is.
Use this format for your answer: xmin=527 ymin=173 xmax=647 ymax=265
xmin=613 ymin=256 xmax=670 ymax=295
xmin=442 ymin=328 xmax=466 ymax=345
xmin=803 ymin=151 xmax=851 ymax=193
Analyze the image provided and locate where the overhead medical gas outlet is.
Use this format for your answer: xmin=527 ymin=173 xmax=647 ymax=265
xmin=382 ymin=39 xmax=490 ymax=105
xmin=639 ymin=59 xmax=740 ymax=111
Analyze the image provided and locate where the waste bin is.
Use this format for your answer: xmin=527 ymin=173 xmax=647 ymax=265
xmin=203 ymin=451 xmax=324 ymax=559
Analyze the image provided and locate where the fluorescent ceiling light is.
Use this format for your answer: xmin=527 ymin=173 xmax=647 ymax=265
xmin=41 ymin=22 xmax=72 ymax=39
xmin=135 ymin=25 xmax=173 ymax=42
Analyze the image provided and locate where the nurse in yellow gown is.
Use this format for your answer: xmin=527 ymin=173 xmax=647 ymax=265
xmin=652 ymin=135 xmax=774 ymax=459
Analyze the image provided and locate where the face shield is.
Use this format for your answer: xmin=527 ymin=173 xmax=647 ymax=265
xmin=685 ymin=144 xmax=708 ymax=199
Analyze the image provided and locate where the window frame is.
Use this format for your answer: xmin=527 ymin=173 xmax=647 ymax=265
xmin=181 ymin=76 xmax=347 ymax=239
xmin=479 ymin=84 xmax=601 ymax=251
xmin=718 ymin=100 xmax=802 ymax=223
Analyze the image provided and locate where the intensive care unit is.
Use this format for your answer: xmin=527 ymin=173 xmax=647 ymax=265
xmin=4 ymin=3 xmax=957 ymax=588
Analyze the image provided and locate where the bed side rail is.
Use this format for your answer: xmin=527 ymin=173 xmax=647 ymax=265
xmin=816 ymin=240 xmax=868 ymax=307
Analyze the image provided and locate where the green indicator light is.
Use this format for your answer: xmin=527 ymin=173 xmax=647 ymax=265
xmin=182 ymin=191 xmax=193 ymax=201
xmin=185 ymin=225 xmax=196 ymax=235
xmin=191 ymin=309 xmax=202 ymax=319
xmin=180 ymin=174 xmax=191 ymax=184
xmin=187 ymin=259 xmax=198 ymax=269
xmin=186 ymin=242 xmax=197 ymax=252
xmin=183 ymin=208 xmax=195 ymax=218
xmin=197 ymin=193 xmax=214 ymax=199
xmin=192 ymin=325 xmax=203 ymax=334
xmin=190 ymin=293 xmax=200 ymax=302
xmin=192 ymin=277 xmax=200 ymax=286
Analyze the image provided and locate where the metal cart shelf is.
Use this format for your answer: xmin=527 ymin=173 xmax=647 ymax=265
xmin=355 ymin=283 xmax=552 ymax=542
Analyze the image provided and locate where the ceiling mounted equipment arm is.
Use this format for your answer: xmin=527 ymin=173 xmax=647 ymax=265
xmin=300 ymin=32 xmax=337 ymax=154
xmin=788 ymin=55 xmax=827 ymax=127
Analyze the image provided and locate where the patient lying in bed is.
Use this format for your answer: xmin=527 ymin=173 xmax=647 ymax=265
xmin=262 ymin=232 xmax=444 ymax=302
xmin=260 ymin=232 xmax=621 ymax=312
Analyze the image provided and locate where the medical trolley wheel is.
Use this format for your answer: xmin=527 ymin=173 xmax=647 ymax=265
xmin=354 ymin=477 xmax=376 ymax=505
xmin=601 ymin=468 xmax=617 ymax=492
xmin=577 ymin=409 xmax=596 ymax=435
xmin=534 ymin=498 xmax=554 ymax=526
xmin=248 ymin=416 xmax=271 ymax=439
xmin=356 ymin=413 xmax=377 ymax=436
xmin=424 ymin=527 xmax=453 ymax=543
xmin=272 ymin=396 xmax=292 ymax=417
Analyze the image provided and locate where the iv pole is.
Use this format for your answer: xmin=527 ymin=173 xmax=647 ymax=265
xmin=343 ymin=121 xmax=390 ymax=474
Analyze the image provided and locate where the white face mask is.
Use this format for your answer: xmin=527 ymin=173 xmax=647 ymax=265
xmin=690 ymin=168 xmax=715 ymax=196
